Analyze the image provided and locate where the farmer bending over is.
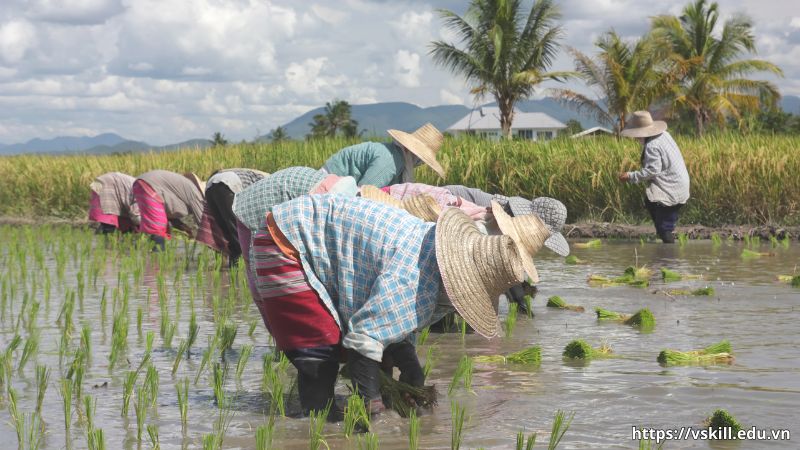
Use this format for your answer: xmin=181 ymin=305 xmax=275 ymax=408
xmin=244 ymin=194 xmax=548 ymax=418
xmin=617 ymin=111 xmax=690 ymax=243
xmin=88 ymin=172 xmax=140 ymax=234
xmin=321 ymin=123 xmax=446 ymax=187
xmin=132 ymin=170 xmax=205 ymax=250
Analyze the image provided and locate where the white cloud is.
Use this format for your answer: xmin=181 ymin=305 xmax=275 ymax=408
xmin=0 ymin=20 xmax=37 ymax=64
xmin=285 ymin=57 xmax=329 ymax=95
xmin=394 ymin=50 xmax=421 ymax=87
xmin=439 ymin=89 xmax=464 ymax=105
xmin=310 ymin=4 xmax=349 ymax=25
xmin=28 ymin=0 xmax=124 ymax=25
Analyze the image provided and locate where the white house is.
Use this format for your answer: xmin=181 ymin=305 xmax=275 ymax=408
xmin=571 ymin=126 xmax=613 ymax=138
xmin=447 ymin=107 xmax=566 ymax=141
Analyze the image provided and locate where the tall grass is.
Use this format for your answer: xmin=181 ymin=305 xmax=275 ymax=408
xmin=1 ymin=133 xmax=799 ymax=225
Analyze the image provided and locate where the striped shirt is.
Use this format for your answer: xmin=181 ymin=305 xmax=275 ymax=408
xmin=92 ymin=172 xmax=139 ymax=223
xmin=322 ymin=142 xmax=407 ymax=187
xmin=271 ymin=194 xmax=442 ymax=361
xmin=206 ymin=168 xmax=268 ymax=194
xmin=626 ymin=131 xmax=690 ymax=206
xmin=136 ymin=170 xmax=204 ymax=227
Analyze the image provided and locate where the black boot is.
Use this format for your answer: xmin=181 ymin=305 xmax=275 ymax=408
xmin=292 ymin=357 xmax=340 ymax=418
xmin=659 ymin=231 xmax=675 ymax=244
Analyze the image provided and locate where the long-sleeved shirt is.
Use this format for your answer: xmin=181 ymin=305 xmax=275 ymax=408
xmin=271 ymin=194 xmax=444 ymax=361
xmin=322 ymin=142 xmax=407 ymax=187
xmin=91 ymin=172 xmax=140 ymax=224
xmin=137 ymin=170 xmax=205 ymax=226
xmin=443 ymin=185 xmax=509 ymax=208
xmin=386 ymin=183 xmax=488 ymax=220
xmin=626 ymin=131 xmax=690 ymax=206
xmin=206 ymin=168 xmax=268 ymax=194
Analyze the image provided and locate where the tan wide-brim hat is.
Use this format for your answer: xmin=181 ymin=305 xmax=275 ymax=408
xmin=435 ymin=207 xmax=527 ymax=337
xmin=183 ymin=172 xmax=205 ymax=196
xmin=387 ymin=123 xmax=446 ymax=178
xmin=360 ymin=185 xmax=442 ymax=222
xmin=620 ymin=111 xmax=667 ymax=138
xmin=491 ymin=201 xmax=550 ymax=283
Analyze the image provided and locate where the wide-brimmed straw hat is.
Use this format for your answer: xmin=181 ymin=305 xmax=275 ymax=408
xmin=505 ymin=196 xmax=570 ymax=256
xmin=620 ymin=111 xmax=667 ymax=138
xmin=387 ymin=123 xmax=446 ymax=178
xmin=183 ymin=172 xmax=205 ymax=195
xmin=360 ymin=185 xmax=442 ymax=222
xmin=435 ymin=207 xmax=528 ymax=337
xmin=491 ymin=200 xmax=550 ymax=283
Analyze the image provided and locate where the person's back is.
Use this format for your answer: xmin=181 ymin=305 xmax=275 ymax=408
xmin=138 ymin=170 xmax=204 ymax=222
xmin=322 ymin=142 xmax=405 ymax=187
xmin=635 ymin=131 xmax=690 ymax=206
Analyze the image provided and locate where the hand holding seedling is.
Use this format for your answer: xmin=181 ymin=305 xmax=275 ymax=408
xmin=618 ymin=171 xmax=630 ymax=182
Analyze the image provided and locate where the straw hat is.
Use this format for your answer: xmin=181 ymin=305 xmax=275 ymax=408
xmin=435 ymin=207 xmax=528 ymax=337
xmin=183 ymin=172 xmax=205 ymax=196
xmin=505 ymin=196 xmax=570 ymax=257
xmin=360 ymin=185 xmax=442 ymax=222
xmin=621 ymin=111 xmax=667 ymax=138
xmin=387 ymin=123 xmax=446 ymax=178
xmin=491 ymin=200 xmax=550 ymax=283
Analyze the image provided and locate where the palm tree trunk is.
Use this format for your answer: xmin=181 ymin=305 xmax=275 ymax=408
xmin=694 ymin=108 xmax=704 ymax=137
xmin=498 ymin=96 xmax=515 ymax=139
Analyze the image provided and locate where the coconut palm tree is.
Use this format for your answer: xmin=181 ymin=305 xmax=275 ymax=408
xmin=430 ymin=0 xmax=570 ymax=139
xmin=550 ymin=31 xmax=675 ymax=136
xmin=307 ymin=99 xmax=359 ymax=139
xmin=651 ymin=0 xmax=783 ymax=135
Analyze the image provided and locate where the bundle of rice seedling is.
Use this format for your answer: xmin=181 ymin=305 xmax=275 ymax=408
xmin=590 ymin=267 xmax=651 ymax=288
xmin=562 ymin=340 xmax=612 ymax=360
xmin=705 ymin=409 xmax=742 ymax=437
xmin=378 ymin=371 xmax=437 ymax=418
xmin=741 ymin=248 xmax=772 ymax=259
xmin=564 ymin=255 xmax=586 ymax=265
xmin=473 ymin=346 xmax=542 ymax=365
xmin=573 ymin=239 xmax=601 ymax=249
xmin=595 ymin=307 xmax=626 ymax=320
xmin=546 ymin=296 xmax=584 ymax=312
xmin=661 ymin=268 xmax=682 ymax=282
xmin=691 ymin=287 xmax=715 ymax=296
xmin=777 ymin=274 xmax=800 ymax=287
xmin=657 ymin=340 xmax=733 ymax=366
xmin=623 ymin=308 xmax=655 ymax=328
xmin=624 ymin=266 xmax=653 ymax=280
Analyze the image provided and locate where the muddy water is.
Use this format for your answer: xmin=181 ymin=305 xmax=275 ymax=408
xmin=1 ymin=232 xmax=799 ymax=449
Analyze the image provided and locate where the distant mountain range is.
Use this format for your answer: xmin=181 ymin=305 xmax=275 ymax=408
xmin=2 ymin=95 xmax=799 ymax=155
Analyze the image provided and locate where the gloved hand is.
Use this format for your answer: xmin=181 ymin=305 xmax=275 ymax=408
xmin=346 ymin=349 xmax=384 ymax=415
xmin=506 ymin=281 xmax=537 ymax=315
xmin=381 ymin=340 xmax=424 ymax=387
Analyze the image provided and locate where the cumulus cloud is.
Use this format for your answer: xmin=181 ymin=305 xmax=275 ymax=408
xmin=394 ymin=50 xmax=421 ymax=87
xmin=27 ymin=0 xmax=124 ymax=25
xmin=0 ymin=20 xmax=37 ymax=64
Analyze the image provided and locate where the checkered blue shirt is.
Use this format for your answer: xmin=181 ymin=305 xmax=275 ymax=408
xmin=271 ymin=194 xmax=442 ymax=361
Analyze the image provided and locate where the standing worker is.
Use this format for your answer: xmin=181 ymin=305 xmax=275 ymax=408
xmin=88 ymin=172 xmax=140 ymax=233
xmin=618 ymin=111 xmax=690 ymax=243
xmin=321 ymin=123 xmax=446 ymax=187
xmin=132 ymin=170 xmax=205 ymax=250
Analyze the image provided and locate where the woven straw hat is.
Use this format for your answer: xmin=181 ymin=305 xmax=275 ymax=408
xmin=435 ymin=207 xmax=528 ymax=337
xmin=621 ymin=111 xmax=667 ymax=138
xmin=360 ymin=185 xmax=442 ymax=222
xmin=491 ymin=200 xmax=550 ymax=283
xmin=505 ymin=196 xmax=570 ymax=257
xmin=183 ymin=172 xmax=205 ymax=196
xmin=387 ymin=123 xmax=446 ymax=178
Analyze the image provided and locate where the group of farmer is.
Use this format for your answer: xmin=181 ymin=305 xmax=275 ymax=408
xmin=87 ymin=111 xmax=689 ymax=419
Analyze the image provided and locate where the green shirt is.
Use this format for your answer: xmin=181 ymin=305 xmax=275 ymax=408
xmin=322 ymin=142 xmax=406 ymax=187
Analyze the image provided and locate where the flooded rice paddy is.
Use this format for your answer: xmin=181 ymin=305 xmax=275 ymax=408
xmin=0 ymin=226 xmax=798 ymax=449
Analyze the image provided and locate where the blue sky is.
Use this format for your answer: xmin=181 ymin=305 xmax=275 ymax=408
xmin=0 ymin=0 xmax=796 ymax=144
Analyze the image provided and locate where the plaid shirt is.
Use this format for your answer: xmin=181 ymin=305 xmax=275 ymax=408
xmin=322 ymin=142 xmax=406 ymax=187
xmin=626 ymin=131 xmax=690 ymax=206
xmin=271 ymin=194 xmax=442 ymax=361
xmin=93 ymin=172 xmax=139 ymax=222
xmin=232 ymin=167 xmax=325 ymax=232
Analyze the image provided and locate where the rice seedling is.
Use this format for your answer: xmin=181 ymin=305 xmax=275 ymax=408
xmin=147 ymin=424 xmax=160 ymax=450
xmin=247 ymin=318 xmax=258 ymax=337
xmin=515 ymin=430 xmax=537 ymax=450
xmin=357 ymin=432 xmax=379 ymax=449
xmin=7 ymin=386 xmax=23 ymax=446
xmin=176 ymin=377 xmax=189 ymax=431
xmin=121 ymin=370 xmax=138 ymax=417
xmin=504 ymin=302 xmax=519 ymax=336
xmin=60 ymin=378 xmax=73 ymax=446
xmin=195 ymin=337 xmax=217 ymax=385
xmin=417 ymin=326 xmax=431 ymax=346
xmin=144 ymin=364 xmax=160 ymax=408
xmin=235 ymin=343 xmax=253 ymax=383
xmin=657 ymin=340 xmax=733 ymax=366
xmin=18 ymin=331 xmax=40 ymax=373
xmin=573 ymin=239 xmax=601 ymax=249
xmin=344 ymin=390 xmax=370 ymax=436
xmin=212 ymin=362 xmax=226 ymax=406
xmin=255 ymin=415 xmax=276 ymax=450
xmin=22 ymin=412 xmax=45 ymax=450
xmin=562 ymin=340 xmax=613 ymax=360
xmin=547 ymin=410 xmax=574 ymax=450
xmin=308 ymin=402 xmax=331 ymax=450
xmin=741 ymin=248 xmax=772 ymax=259
xmin=473 ymin=345 xmax=542 ymax=365
xmin=677 ymin=232 xmax=689 ymax=246
xmin=408 ymin=409 xmax=420 ymax=450
xmin=777 ymin=274 xmax=800 ymax=287
xmin=660 ymin=268 xmax=682 ymax=282
xmin=691 ymin=286 xmax=715 ymax=296
xmin=136 ymin=306 xmax=143 ymax=336
xmin=448 ymin=355 xmax=474 ymax=395
xmin=711 ymin=233 xmax=722 ymax=247
xmin=379 ymin=371 xmax=437 ymax=417
xmin=35 ymin=365 xmax=49 ymax=416
xmin=422 ymin=346 xmax=436 ymax=379
xmin=546 ymin=296 xmax=585 ymax=312
xmin=217 ymin=319 xmax=237 ymax=354
xmin=704 ymin=409 xmax=742 ymax=438
xmin=163 ymin=321 xmax=177 ymax=349
xmin=564 ymin=255 xmax=586 ymax=265
xmin=450 ymin=400 xmax=467 ymax=450
xmin=134 ymin=385 xmax=148 ymax=442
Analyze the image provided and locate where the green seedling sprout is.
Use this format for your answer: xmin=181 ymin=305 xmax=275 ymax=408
xmin=448 ymin=355 xmax=474 ymax=395
xmin=660 ymin=268 xmax=682 ymax=282
xmin=35 ymin=365 xmax=49 ymax=416
xmin=573 ymin=239 xmax=601 ymax=249
xmin=255 ymin=415 xmax=276 ymax=450
xmin=624 ymin=308 xmax=656 ymax=329
xmin=691 ymin=286 xmax=715 ymax=296
xmin=423 ymin=346 xmax=435 ymax=379
xmin=515 ymin=430 xmax=537 ymax=450
xmin=357 ymin=432 xmax=379 ymax=449
xmin=217 ymin=319 xmax=237 ymax=354
xmin=18 ymin=331 xmax=40 ymax=373
xmin=60 ymin=378 xmax=73 ymax=447
xmin=704 ymin=409 xmax=742 ymax=438
xmin=379 ymin=371 xmax=437 ymax=417
xmin=172 ymin=339 xmax=189 ymax=375
xmin=235 ymin=344 xmax=253 ymax=383
xmin=136 ymin=307 xmax=143 ymax=336
xmin=121 ymin=370 xmax=137 ymax=417
xmin=741 ymin=248 xmax=772 ymax=259
xmin=7 ymin=386 xmax=23 ymax=446
xmin=308 ymin=402 xmax=331 ymax=450
xmin=711 ymin=233 xmax=722 ymax=247
xmin=417 ymin=326 xmax=431 ymax=346
xmin=677 ymin=232 xmax=688 ymax=246
xmin=564 ymin=255 xmax=586 ymax=265
xmin=163 ymin=322 xmax=177 ymax=349
xmin=145 ymin=364 xmax=159 ymax=408
xmin=212 ymin=362 xmax=226 ymax=406
xmin=504 ymin=302 xmax=519 ymax=336
xmin=546 ymin=296 xmax=585 ymax=312
xmin=344 ymin=390 xmax=370 ymax=437
xmin=147 ymin=424 xmax=160 ymax=450
xmin=176 ymin=378 xmax=189 ymax=431
xmin=187 ymin=310 xmax=199 ymax=356
xmin=657 ymin=340 xmax=733 ymax=366
xmin=473 ymin=345 xmax=542 ymax=365
xmin=562 ymin=340 xmax=613 ymax=360
xmin=247 ymin=319 xmax=258 ymax=338
xmin=134 ymin=386 xmax=147 ymax=442
xmin=547 ymin=410 xmax=575 ymax=450
xmin=450 ymin=400 xmax=467 ymax=450
xmin=408 ymin=409 xmax=420 ymax=450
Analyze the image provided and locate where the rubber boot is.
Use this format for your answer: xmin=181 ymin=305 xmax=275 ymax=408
xmin=346 ymin=349 xmax=385 ymax=416
xmin=659 ymin=231 xmax=675 ymax=244
xmin=292 ymin=356 xmax=339 ymax=417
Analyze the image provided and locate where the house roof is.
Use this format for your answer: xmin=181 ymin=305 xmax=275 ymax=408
xmin=571 ymin=126 xmax=613 ymax=138
xmin=447 ymin=107 xmax=566 ymax=131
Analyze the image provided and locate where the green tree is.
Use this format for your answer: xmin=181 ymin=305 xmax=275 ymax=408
xmin=307 ymin=99 xmax=359 ymax=139
xmin=430 ymin=0 xmax=571 ymax=139
xmin=561 ymin=119 xmax=583 ymax=136
xmin=268 ymin=126 xmax=290 ymax=143
xmin=651 ymin=0 xmax=783 ymax=135
xmin=551 ymin=31 xmax=674 ymax=135
xmin=211 ymin=132 xmax=227 ymax=147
